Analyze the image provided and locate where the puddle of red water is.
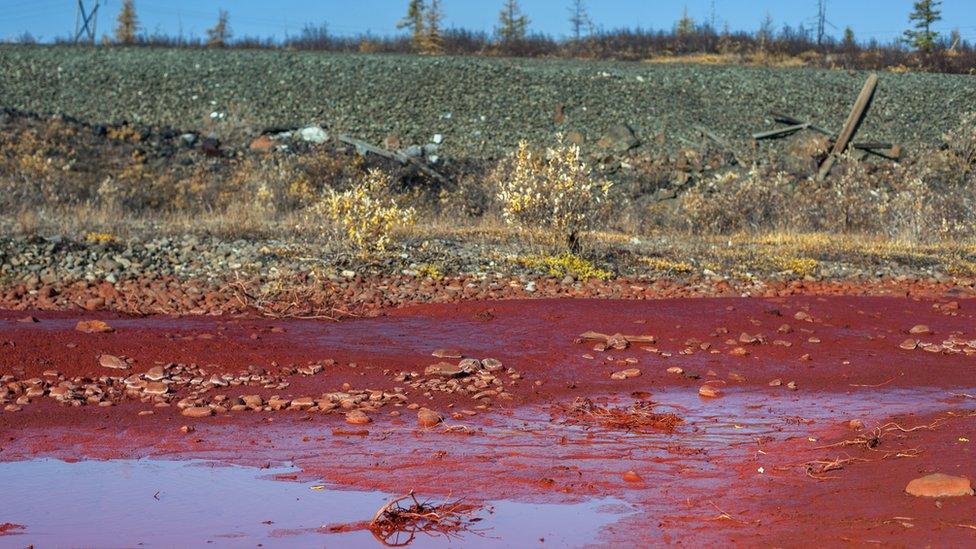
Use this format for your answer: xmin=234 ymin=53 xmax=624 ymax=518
xmin=0 ymin=458 xmax=630 ymax=548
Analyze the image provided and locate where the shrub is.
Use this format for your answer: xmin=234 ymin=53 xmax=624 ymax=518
xmin=314 ymin=169 xmax=415 ymax=254
xmin=518 ymin=252 xmax=612 ymax=280
xmin=494 ymin=138 xmax=612 ymax=250
xmin=681 ymin=168 xmax=792 ymax=233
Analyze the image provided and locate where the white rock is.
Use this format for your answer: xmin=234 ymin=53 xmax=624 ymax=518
xmin=299 ymin=126 xmax=329 ymax=144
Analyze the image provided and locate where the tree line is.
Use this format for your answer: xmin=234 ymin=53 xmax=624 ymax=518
xmin=20 ymin=0 xmax=973 ymax=74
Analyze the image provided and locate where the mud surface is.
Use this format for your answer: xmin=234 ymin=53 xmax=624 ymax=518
xmin=2 ymin=297 xmax=976 ymax=546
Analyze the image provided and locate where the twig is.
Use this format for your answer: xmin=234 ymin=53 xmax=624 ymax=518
xmin=707 ymin=501 xmax=757 ymax=525
xmin=849 ymin=377 xmax=896 ymax=388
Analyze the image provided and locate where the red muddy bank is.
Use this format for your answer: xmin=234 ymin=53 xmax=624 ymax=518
xmin=2 ymin=296 xmax=976 ymax=546
xmin=1 ymin=273 xmax=973 ymax=317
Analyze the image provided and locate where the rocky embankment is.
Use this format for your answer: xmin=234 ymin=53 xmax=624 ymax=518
xmin=2 ymin=45 xmax=973 ymax=161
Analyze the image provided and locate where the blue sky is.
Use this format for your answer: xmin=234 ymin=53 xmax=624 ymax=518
xmin=3 ymin=0 xmax=975 ymax=43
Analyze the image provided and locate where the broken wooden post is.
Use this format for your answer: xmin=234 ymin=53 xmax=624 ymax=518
xmin=337 ymin=134 xmax=448 ymax=184
xmin=768 ymin=112 xmax=835 ymax=138
xmin=693 ymin=124 xmax=743 ymax=165
xmin=752 ymin=123 xmax=810 ymax=140
xmin=817 ymin=73 xmax=879 ymax=180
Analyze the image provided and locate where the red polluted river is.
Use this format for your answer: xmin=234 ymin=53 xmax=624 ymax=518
xmin=2 ymin=296 xmax=976 ymax=546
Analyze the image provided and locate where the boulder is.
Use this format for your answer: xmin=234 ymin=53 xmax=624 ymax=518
xmin=597 ymin=123 xmax=639 ymax=154
xmin=249 ymin=135 xmax=274 ymax=153
xmin=417 ymin=408 xmax=443 ymax=428
xmin=98 ymin=354 xmax=128 ymax=370
xmin=299 ymin=126 xmax=328 ymax=144
xmin=906 ymin=473 xmax=973 ymax=497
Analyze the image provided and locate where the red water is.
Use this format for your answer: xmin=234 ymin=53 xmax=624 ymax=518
xmin=2 ymin=297 xmax=976 ymax=546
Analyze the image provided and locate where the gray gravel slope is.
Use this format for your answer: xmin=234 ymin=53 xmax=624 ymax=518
xmin=1 ymin=45 xmax=973 ymax=159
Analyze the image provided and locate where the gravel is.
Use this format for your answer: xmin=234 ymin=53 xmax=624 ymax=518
xmin=2 ymin=45 xmax=974 ymax=159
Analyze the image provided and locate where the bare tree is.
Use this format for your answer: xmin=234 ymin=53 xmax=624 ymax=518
xmin=568 ymin=0 xmax=592 ymax=41
xmin=675 ymin=6 xmax=695 ymax=36
xmin=206 ymin=9 xmax=232 ymax=47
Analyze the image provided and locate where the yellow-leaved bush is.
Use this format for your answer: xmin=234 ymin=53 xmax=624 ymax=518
xmin=494 ymin=138 xmax=612 ymax=249
xmin=314 ymin=169 xmax=415 ymax=254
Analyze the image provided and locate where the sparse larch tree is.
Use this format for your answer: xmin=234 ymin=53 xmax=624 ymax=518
xmin=424 ymin=0 xmax=444 ymax=55
xmin=568 ymin=0 xmax=592 ymax=41
xmin=675 ymin=6 xmax=695 ymax=36
xmin=842 ymin=27 xmax=856 ymax=50
xmin=398 ymin=0 xmax=428 ymax=52
xmin=115 ymin=0 xmax=139 ymax=45
xmin=904 ymin=0 xmax=941 ymax=53
xmin=206 ymin=9 xmax=232 ymax=48
xmin=757 ymin=12 xmax=775 ymax=51
xmin=497 ymin=0 xmax=529 ymax=43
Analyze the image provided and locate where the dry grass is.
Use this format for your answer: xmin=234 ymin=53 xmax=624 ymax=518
xmin=368 ymin=491 xmax=479 ymax=546
xmin=4 ymin=109 xmax=976 ymax=280
xmin=564 ymin=397 xmax=683 ymax=433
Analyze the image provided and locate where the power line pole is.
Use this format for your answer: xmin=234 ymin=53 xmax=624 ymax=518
xmin=710 ymin=0 xmax=717 ymax=30
xmin=74 ymin=0 xmax=102 ymax=45
xmin=816 ymin=0 xmax=827 ymax=45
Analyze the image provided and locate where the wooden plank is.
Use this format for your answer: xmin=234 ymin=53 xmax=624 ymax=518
xmin=693 ymin=124 xmax=743 ymax=165
xmin=851 ymin=142 xmax=893 ymax=150
xmin=752 ymin=123 xmax=810 ymax=140
xmin=769 ymin=112 xmax=835 ymax=137
xmin=338 ymin=134 xmax=448 ymax=184
xmin=817 ymin=73 xmax=879 ymax=180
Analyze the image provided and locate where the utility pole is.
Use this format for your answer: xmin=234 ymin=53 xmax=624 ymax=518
xmin=816 ymin=0 xmax=827 ymax=45
xmin=74 ymin=0 xmax=102 ymax=44
xmin=710 ymin=0 xmax=717 ymax=30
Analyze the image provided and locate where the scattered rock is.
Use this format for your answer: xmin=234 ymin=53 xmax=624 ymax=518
xmin=144 ymin=366 xmax=166 ymax=381
xmin=905 ymin=473 xmax=973 ymax=497
xmin=482 ymin=358 xmax=504 ymax=372
xmin=242 ymin=395 xmax=263 ymax=409
xmin=76 ymin=320 xmax=114 ymax=333
xmin=794 ymin=311 xmax=813 ymax=322
xmin=98 ymin=354 xmax=129 ymax=370
xmin=666 ymin=366 xmax=684 ymax=375
xmin=299 ymin=126 xmax=329 ymax=144
xmin=16 ymin=316 xmax=38 ymax=323
xmin=848 ymin=419 xmax=864 ymax=431
xmin=425 ymin=362 xmax=466 ymax=378
xmin=909 ymin=324 xmax=931 ymax=335
xmin=597 ymin=123 xmax=639 ymax=153
xmin=417 ymin=408 xmax=443 ymax=427
xmin=699 ymin=384 xmax=722 ymax=398
xmin=249 ymin=135 xmax=275 ymax=153
xmin=622 ymin=470 xmax=643 ymax=483
xmin=606 ymin=333 xmax=630 ymax=350
xmin=181 ymin=406 xmax=213 ymax=418
xmin=610 ymin=368 xmax=642 ymax=380
xmin=899 ymin=339 xmax=918 ymax=351
xmin=345 ymin=410 xmax=371 ymax=425
xmin=432 ymin=348 xmax=463 ymax=359
xmin=739 ymin=332 xmax=761 ymax=344
xmin=143 ymin=381 xmax=169 ymax=395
